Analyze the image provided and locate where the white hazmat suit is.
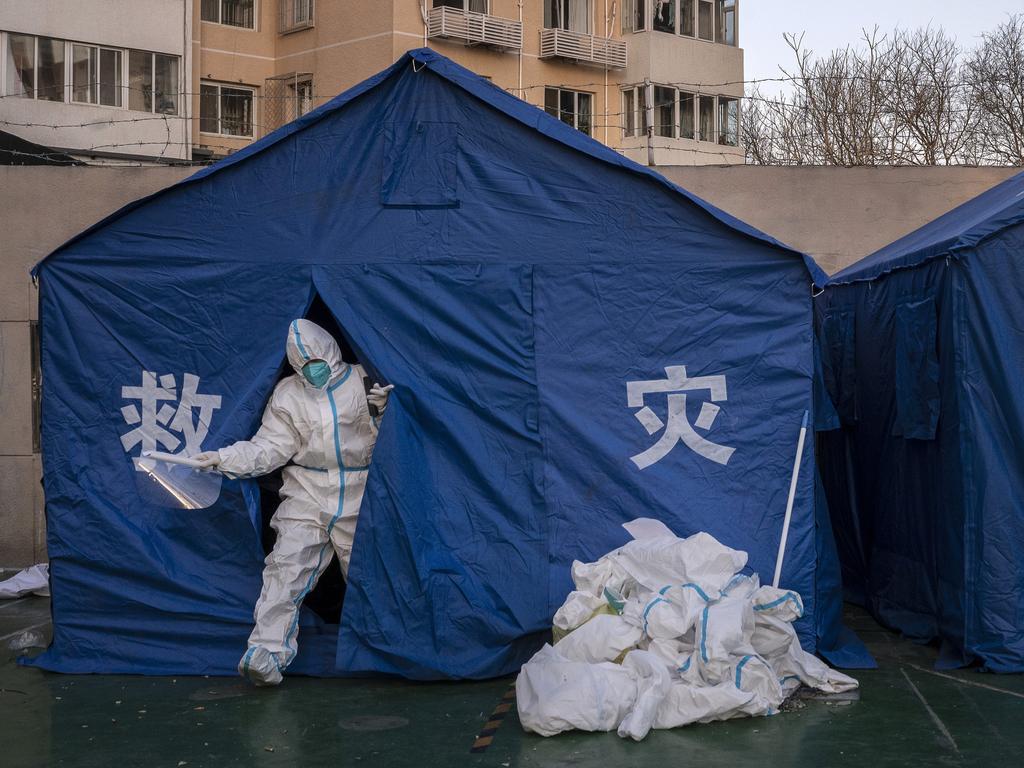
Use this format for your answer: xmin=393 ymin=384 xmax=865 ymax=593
xmin=196 ymin=319 xmax=389 ymax=686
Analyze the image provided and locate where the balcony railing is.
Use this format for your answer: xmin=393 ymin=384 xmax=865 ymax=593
xmin=539 ymin=27 xmax=628 ymax=69
xmin=426 ymin=6 xmax=523 ymax=50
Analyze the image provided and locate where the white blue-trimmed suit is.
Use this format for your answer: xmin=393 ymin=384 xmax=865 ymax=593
xmin=217 ymin=319 xmax=379 ymax=685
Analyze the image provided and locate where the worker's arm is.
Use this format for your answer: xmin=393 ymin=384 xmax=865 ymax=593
xmin=195 ymin=383 xmax=301 ymax=478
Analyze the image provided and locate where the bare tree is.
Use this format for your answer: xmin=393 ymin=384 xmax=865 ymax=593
xmin=965 ymin=15 xmax=1024 ymax=165
xmin=744 ymin=18 xmax=1022 ymax=166
xmin=785 ymin=28 xmax=899 ymax=165
xmin=885 ymin=27 xmax=979 ymax=165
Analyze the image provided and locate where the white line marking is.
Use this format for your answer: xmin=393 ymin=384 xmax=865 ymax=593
xmin=0 ymin=598 xmax=29 ymax=613
xmin=0 ymin=621 xmax=51 ymax=644
xmin=901 ymin=667 xmax=960 ymax=754
xmin=908 ymin=663 xmax=1024 ymax=700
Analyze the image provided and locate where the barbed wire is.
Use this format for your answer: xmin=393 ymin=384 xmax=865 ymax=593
xmin=2 ymin=111 xmax=1017 ymax=159
xmin=2 ymin=61 xmax=1019 ymax=165
xmin=0 ymin=88 xmax=994 ymax=134
xmin=3 ymin=69 xmax=1019 ymax=105
xmin=10 ymin=113 xmax=1012 ymax=155
xmin=5 ymin=129 xmax=1013 ymax=166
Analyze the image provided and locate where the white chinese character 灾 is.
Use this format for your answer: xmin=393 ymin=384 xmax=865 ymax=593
xmin=627 ymin=365 xmax=735 ymax=469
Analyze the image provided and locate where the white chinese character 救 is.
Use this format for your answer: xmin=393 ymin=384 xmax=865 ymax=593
xmin=120 ymin=370 xmax=222 ymax=471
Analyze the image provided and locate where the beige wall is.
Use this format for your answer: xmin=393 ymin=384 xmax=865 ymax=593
xmin=0 ymin=166 xmax=193 ymax=567
xmin=657 ymin=165 xmax=1022 ymax=274
xmin=1 ymin=163 xmax=1018 ymax=566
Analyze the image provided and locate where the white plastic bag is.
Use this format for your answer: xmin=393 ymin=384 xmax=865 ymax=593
xmin=0 ymin=564 xmax=49 ymax=598
xmin=554 ymin=614 xmax=642 ymax=663
xmin=552 ymin=590 xmax=606 ymax=632
xmin=617 ymin=651 xmax=672 ymax=741
xmin=519 ymin=525 xmax=859 ymax=740
xmin=515 ymin=645 xmax=639 ymax=737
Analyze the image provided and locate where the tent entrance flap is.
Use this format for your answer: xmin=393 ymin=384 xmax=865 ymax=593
xmin=312 ymin=264 xmax=550 ymax=679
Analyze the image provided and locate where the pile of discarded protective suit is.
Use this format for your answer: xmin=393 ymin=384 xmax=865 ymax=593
xmin=516 ymin=520 xmax=858 ymax=740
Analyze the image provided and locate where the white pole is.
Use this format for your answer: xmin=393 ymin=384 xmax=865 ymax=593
xmin=773 ymin=410 xmax=808 ymax=588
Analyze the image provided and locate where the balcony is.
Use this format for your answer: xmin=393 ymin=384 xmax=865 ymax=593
xmin=539 ymin=28 xmax=628 ymax=69
xmin=426 ymin=6 xmax=523 ymax=51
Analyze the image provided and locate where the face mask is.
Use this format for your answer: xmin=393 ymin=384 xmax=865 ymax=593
xmin=302 ymin=360 xmax=331 ymax=389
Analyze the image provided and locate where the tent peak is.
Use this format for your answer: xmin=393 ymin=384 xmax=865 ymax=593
xmin=830 ymin=168 xmax=1024 ymax=286
xmin=34 ymin=48 xmax=825 ymax=286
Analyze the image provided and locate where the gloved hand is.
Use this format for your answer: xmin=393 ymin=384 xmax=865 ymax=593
xmin=192 ymin=451 xmax=222 ymax=470
xmin=367 ymin=383 xmax=394 ymax=413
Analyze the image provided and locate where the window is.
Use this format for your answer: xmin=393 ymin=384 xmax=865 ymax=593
xmin=544 ymin=0 xmax=591 ymax=33
xmin=153 ymin=54 xmax=179 ymax=115
xmin=544 ymin=87 xmax=592 ymax=136
xmin=5 ymin=34 xmax=65 ymax=101
xmin=718 ymin=96 xmax=738 ymax=145
xmin=292 ymin=78 xmax=313 ymax=118
xmin=202 ymin=0 xmax=257 ymax=29
xmin=72 ymin=44 xmax=122 ymax=107
xmin=623 ymin=0 xmax=646 ymax=33
xmin=2 ymin=34 xmax=178 ymax=111
xmin=36 ymin=37 xmax=64 ymax=101
xmin=621 ymin=85 xmax=650 ymax=136
xmin=201 ymin=82 xmax=255 ymax=137
xmin=680 ymin=0 xmax=695 ymax=37
xmin=293 ymin=0 xmax=313 ymax=23
xmin=698 ymin=94 xmax=715 ymax=141
xmin=679 ymin=91 xmax=695 ymax=139
xmin=128 ymin=51 xmax=179 ymax=115
xmin=698 ymin=0 xmax=714 ymax=41
xmin=648 ymin=0 xmax=724 ymax=40
xmin=622 ymin=86 xmax=732 ymax=143
xmin=653 ymin=85 xmax=675 ymax=137
xmin=623 ymin=88 xmax=636 ymax=136
xmin=434 ymin=0 xmax=488 ymax=11
xmin=280 ymin=0 xmax=315 ymax=32
xmin=652 ymin=0 xmax=675 ymax=34
xmin=716 ymin=0 xmax=736 ymax=45
xmin=5 ymin=33 xmax=35 ymax=97
xmin=128 ymin=51 xmax=152 ymax=112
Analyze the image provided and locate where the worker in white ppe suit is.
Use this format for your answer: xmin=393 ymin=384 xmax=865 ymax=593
xmin=193 ymin=319 xmax=392 ymax=686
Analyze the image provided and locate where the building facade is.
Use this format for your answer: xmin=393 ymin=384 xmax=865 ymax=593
xmin=0 ymin=0 xmax=192 ymax=162
xmin=191 ymin=0 xmax=743 ymax=165
xmin=0 ymin=2 xmax=743 ymax=164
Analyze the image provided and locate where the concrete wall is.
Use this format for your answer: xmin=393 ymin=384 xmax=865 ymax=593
xmin=0 ymin=0 xmax=187 ymax=54
xmin=0 ymin=163 xmax=1018 ymax=566
xmin=657 ymin=165 xmax=1022 ymax=274
xmin=0 ymin=166 xmax=192 ymax=567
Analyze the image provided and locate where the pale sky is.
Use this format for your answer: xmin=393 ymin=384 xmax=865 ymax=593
xmin=741 ymin=1 xmax=1021 ymax=86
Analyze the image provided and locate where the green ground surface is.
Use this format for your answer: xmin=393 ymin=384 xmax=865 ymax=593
xmin=2 ymin=587 xmax=1023 ymax=767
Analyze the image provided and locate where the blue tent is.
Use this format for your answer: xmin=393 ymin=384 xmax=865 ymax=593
xmin=818 ymin=169 xmax=1024 ymax=672
xmin=29 ymin=48 xmax=861 ymax=680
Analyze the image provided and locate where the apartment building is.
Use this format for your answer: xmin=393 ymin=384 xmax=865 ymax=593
xmin=194 ymin=0 xmax=743 ymax=164
xmin=0 ymin=0 xmax=192 ymax=162
xmin=0 ymin=2 xmax=742 ymax=164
